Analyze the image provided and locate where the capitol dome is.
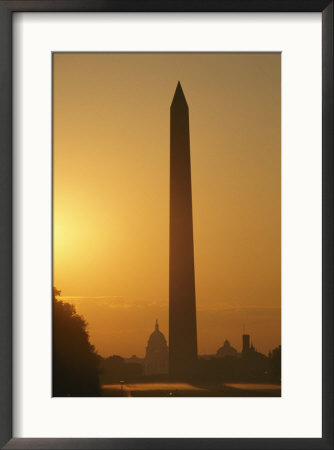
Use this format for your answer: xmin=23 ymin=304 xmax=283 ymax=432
xmin=144 ymin=320 xmax=168 ymax=375
xmin=216 ymin=339 xmax=239 ymax=358
xmin=147 ymin=321 xmax=168 ymax=350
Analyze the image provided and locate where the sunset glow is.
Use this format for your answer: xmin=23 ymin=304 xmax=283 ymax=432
xmin=53 ymin=53 xmax=281 ymax=358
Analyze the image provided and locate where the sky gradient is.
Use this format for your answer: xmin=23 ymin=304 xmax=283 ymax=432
xmin=53 ymin=52 xmax=281 ymax=358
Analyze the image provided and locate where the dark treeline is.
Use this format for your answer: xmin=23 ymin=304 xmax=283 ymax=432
xmin=53 ymin=287 xmax=101 ymax=396
xmin=99 ymin=355 xmax=143 ymax=384
xmin=193 ymin=346 xmax=281 ymax=383
xmin=99 ymin=347 xmax=281 ymax=385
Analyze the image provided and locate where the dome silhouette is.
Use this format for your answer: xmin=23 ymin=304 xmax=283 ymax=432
xmin=147 ymin=320 xmax=168 ymax=350
xmin=216 ymin=339 xmax=238 ymax=358
xmin=144 ymin=320 xmax=168 ymax=375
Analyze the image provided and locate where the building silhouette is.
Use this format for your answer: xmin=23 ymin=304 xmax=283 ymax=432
xmin=169 ymin=82 xmax=198 ymax=376
xmin=216 ymin=339 xmax=238 ymax=358
xmin=242 ymin=333 xmax=250 ymax=356
xmin=144 ymin=320 xmax=168 ymax=375
xmin=124 ymin=355 xmax=144 ymax=367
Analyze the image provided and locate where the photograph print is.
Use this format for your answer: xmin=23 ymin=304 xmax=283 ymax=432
xmin=53 ymin=52 xmax=281 ymax=397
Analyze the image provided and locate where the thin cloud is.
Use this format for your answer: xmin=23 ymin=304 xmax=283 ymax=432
xmin=59 ymin=295 xmax=167 ymax=310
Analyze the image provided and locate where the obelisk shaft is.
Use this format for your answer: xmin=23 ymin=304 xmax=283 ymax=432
xmin=169 ymin=82 xmax=198 ymax=376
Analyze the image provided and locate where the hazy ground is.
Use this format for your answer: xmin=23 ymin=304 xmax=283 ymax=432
xmin=102 ymin=381 xmax=281 ymax=397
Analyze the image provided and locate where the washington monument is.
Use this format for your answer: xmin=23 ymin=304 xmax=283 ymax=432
xmin=169 ymin=82 xmax=198 ymax=376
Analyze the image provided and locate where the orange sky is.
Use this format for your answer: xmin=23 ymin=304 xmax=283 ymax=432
xmin=53 ymin=52 xmax=281 ymax=358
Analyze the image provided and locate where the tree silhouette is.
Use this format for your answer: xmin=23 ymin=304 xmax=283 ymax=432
xmin=53 ymin=287 xmax=101 ymax=396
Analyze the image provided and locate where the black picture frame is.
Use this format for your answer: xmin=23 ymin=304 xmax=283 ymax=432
xmin=0 ymin=1 xmax=333 ymax=449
